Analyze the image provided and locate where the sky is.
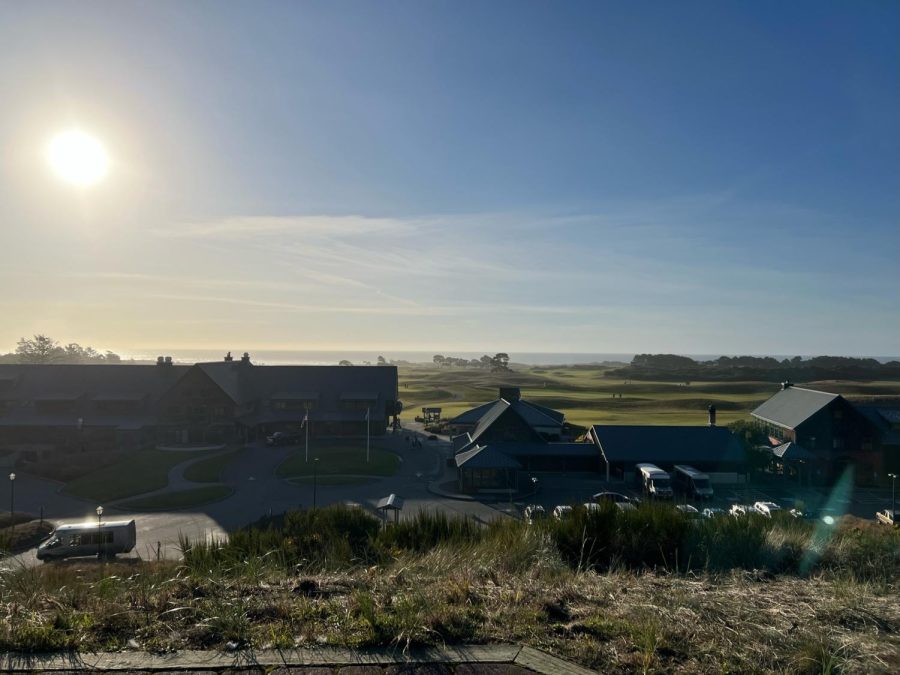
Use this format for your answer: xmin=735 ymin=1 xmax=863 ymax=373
xmin=0 ymin=0 xmax=897 ymax=358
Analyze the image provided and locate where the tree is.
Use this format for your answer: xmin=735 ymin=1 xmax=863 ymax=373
xmin=480 ymin=355 xmax=493 ymax=369
xmin=433 ymin=355 xmax=445 ymax=367
xmin=491 ymin=353 xmax=510 ymax=371
xmin=338 ymin=359 xmax=353 ymax=366
xmin=16 ymin=335 xmax=63 ymax=363
xmin=377 ymin=355 xmax=386 ymax=366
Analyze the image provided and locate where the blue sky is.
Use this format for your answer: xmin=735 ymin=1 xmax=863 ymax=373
xmin=0 ymin=1 xmax=897 ymax=356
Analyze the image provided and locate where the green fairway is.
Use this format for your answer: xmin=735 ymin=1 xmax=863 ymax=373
xmin=118 ymin=486 xmax=233 ymax=511
xmin=183 ymin=448 xmax=241 ymax=483
xmin=398 ymin=365 xmax=900 ymax=429
xmin=276 ymin=445 xmax=400 ymax=479
xmin=63 ymin=448 xmax=218 ymax=503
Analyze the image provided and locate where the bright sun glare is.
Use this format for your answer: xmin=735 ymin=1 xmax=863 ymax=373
xmin=46 ymin=129 xmax=110 ymax=187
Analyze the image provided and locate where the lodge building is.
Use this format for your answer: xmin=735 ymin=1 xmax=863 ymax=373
xmin=0 ymin=354 xmax=399 ymax=458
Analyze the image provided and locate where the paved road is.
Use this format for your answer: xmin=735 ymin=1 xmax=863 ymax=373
xmin=0 ymin=424 xmax=507 ymax=568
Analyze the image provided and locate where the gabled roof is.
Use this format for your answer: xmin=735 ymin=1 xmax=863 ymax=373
xmin=770 ymin=442 xmax=816 ymax=461
xmin=451 ymin=433 xmax=473 ymax=451
xmin=470 ymin=399 xmax=511 ymax=441
xmin=455 ymin=444 xmax=522 ymax=470
xmin=194 ymin=363 xmax=397 ymax=410
xmin=751 ymin=386 xmax=840 ymax=430
xmin=449 ymin=401 xmax=498 ymax=425
xmin=589 ymin=425 xmax=746 ymax=465
xmin=484 ymin=441 xmax=599 ymax=458
xmin=450 ymin=397 xmax=565 ymax=427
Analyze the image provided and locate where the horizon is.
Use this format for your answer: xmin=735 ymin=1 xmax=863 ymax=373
xmin=1 ymin=1 xmax=898 ymax=355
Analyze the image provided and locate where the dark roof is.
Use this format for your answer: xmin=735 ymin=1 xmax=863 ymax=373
xmin=450 ymin=397 xmax=565 ymax=427
xmin=855 ymin=405 xmax=900 ymax=446
xmin=488 ymin=441 xmax=599 ymax=458
xmin=196 ymin=363 xmax=398 ymax=414
xmin=751 ymin=386 xmax=839 ymax=429
xmin=589 ymin=424 xmax=746 ymax=465
xmin=451 ymin=433 xmax=473 ymax=451
xmin=469 ymin=400 xmax=512 ymax=442
xmin=449 ymin=401 xmax=498 ymax=426
xmin=455 ymin=444 xmax=522 ymax=470
xmin=770 ymin=442 xmax=816 ymax=461
xmin=0 ymin=363 xmax=189 ymax=429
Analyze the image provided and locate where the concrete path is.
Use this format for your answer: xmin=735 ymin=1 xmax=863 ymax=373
xmin=0 ymin=644 xmax=597 ymax=675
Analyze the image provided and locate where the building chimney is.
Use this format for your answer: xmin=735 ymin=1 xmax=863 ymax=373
xmin=708 ymin=404 xmax=716 ymax=427
xmin=240 ymin=352 xmax=251 ymax=365
xmin=224 ymin=351 xmax=233 ymax=362
xmin=164 ymin=356 xmax=173 ymax=366
xmin=156 ymin=356 xmax=165 ymax=366
xmin=499 ymin=387 xmax=521 ymax=401
xmin=782 ymin=381 xmax=793 ymax=390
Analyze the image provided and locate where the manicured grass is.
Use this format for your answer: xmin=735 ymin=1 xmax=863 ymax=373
xmin=398 ymin=365 xmax=900 ymax=428
xmin=288 ymin=476 xmax=374 ymax=486
xmin=63 ymin=448 xmax=217 ymax=503
xmin=118 ymin=486 xmax=233 ymax=511
xmin=276 ymin=445 xmax=400 ymax=479
xmin=183 ymin=449 xmax=241 ymax=483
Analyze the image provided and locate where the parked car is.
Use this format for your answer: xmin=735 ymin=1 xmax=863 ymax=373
xmin=729 ymin=504 xmax=750 ymax=517
xmin=266 ymin=431 xmax=301 ymax=446
xmin=701 ymin=507 xmax=726 ymax=519
xmin=753 ymin=501 xmax=782 ymax=517
xmin=37 ymin=520 xmax=137 ymax=562
xmin=552 ymin=505 xmax=573 ymax=520
xmin=592 ymin=491 xmax=635 ymax=505
xmin=876 ymin=509 xmax=897 ymax=526
xmin=523 ymin=504 xmax=546 ymax=524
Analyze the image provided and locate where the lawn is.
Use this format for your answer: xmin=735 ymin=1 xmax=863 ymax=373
xmin=288 ymin=476 xmax=374 ymax=487
xmin=398 ymin=365 xmax=900 ymax=429
xmin=276 ymin=445 xmax=400 ymax=479
xmin=118 ymin=486 xmax=233 ymax=511
xmin=183 ymin=449 xmax=241 ymax=483
xmin=63 ymin=448 xmax=218 ymax=503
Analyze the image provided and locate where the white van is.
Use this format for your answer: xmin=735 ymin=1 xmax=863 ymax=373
xmin=672 ymin=465 xmax=714 ymax=500
xmin=635 ymin=463 xmax=673 ymax=499
xmin=37 ymin=520 xmax=137 ymax=562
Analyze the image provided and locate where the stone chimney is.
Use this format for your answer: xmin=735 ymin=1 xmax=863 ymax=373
xmin=240 ymin=352 xmax=251 ymax=366
xmin=156 ymin=356 xmax=165 ymax=366
xmin=224 ymin=351 xmax=233 ymax=362
xmin=499 ymin=387 xmax=521 ymax=401
xmin=708 ymin=404 xmax=716 ymax=427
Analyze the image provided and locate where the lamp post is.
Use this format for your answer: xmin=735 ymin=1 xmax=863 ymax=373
xmin=96 ymin=506 xmax=104 ymax=560
xmin=312 ymin=458 xmax=319 ymax=509
xmin=889 ymin=473 xmax=897 ymax=518
xmin=8 ymin=473 xmax=15 ymax=533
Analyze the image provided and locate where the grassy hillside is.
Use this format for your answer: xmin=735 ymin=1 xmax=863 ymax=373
xmin=2 ymin=505 xmax=897 ymax=672
xmin=398 ymin=365 xmax=900 ymax=428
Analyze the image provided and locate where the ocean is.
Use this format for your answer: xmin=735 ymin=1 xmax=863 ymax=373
xmin=123 ymin=350 xmax=900 ymax=366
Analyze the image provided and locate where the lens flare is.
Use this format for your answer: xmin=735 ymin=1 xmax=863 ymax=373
xmin=46 ymin=130 xmax=109 ymax=187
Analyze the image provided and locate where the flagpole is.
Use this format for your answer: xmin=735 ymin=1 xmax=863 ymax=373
xmin=366 ymin=407 xmax=370 ymax=464
xmin=304 ymin=408 xmax=309 ymax=463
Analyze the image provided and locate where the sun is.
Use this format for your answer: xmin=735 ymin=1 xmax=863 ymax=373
xmin=46 ymin=129 xmax=110 ymax=187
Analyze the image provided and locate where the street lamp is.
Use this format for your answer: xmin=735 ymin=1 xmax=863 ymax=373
xmin=312 ymin=458 xmax=319 ymax=509
xmin=8 ymin=473 xmax=15 ymax=533
xmin=889 ymin=473 xmax=897 ymax=518
xmin=96 ymin=506 xmax=104 ymax=560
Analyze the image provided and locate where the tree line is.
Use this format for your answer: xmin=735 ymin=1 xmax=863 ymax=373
xmin=608 ymin=353 xmax=900 ymax=382
xmin=432 ymin=353 xmax=510 ymax=371
xmin=1 ymin=335 xmax=123 ymax=365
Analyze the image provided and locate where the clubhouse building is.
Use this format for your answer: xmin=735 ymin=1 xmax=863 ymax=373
xmin=0 ymin=354 xmax=399 ymax=459
xmin=751 ymin=382 xmax=900 ymax=485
